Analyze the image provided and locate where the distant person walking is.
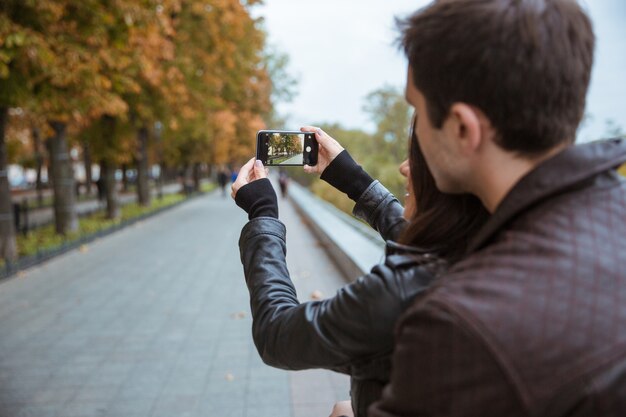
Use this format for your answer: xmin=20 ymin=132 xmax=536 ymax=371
xmin=278 ymin=170 xmax=289 ymax=198
xmin=230 ymin=167 xmax=239 ymax=184
xmin=95 ymin=176 xmax=106 ymax=205
xmin=217 ymin=168 xmax=229 ymax=198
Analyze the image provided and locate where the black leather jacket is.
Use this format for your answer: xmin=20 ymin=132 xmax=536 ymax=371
xmin=238 ymin=181 xmax=444 ymax=416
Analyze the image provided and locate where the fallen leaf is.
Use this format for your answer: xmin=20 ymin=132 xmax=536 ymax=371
xmin=230 ymin=311 xmax=246 ymax=319
xmin=225 ymin=373 xmax=235 ymax=382
xmin=310 ymin=290 xmax=323 ymax=300
xmin=17 ymin=271 xmax=26 ymax=279
xmin=79 ymin=245 xmax=89 ymax=253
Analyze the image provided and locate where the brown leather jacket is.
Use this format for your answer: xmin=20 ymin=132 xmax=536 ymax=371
xmin=369 ymin=139 xmax=626 ymax=417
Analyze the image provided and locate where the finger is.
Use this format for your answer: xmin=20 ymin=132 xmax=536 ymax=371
xmin=232 ymin=157 xmax=255 ymax=197
xmin=253 ymin=160 xmax=267 ymax=179
xmin=304 ymin=164 xmax=322 ymax=175
xmin=399 ymin=159 xmax=410 ymax=178
xmin=314 ymin=127 xmax=329 ymax=144
xmin=238 ymin=157 xmax=256 ymax=179
xmin=301 ymin=126 xmax=330 ymax=146
xmin=313 ymin=127 xmax=341 ymax=151
xmin=300 ymin=125 xmax=319 ymax=133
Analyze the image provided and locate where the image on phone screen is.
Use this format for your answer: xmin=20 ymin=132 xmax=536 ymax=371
xmin=267 ymin=133 xmax=304 ymax=165
xmin=256 ymin=131 xmax=317 ymax=166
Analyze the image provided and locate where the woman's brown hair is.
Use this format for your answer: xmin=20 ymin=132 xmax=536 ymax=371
xmin=398 ymin=117 xmax=488 ymax=262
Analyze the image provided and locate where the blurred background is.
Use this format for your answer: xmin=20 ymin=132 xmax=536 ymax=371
xmin=1 ymin=0 xmax=625 ymax=266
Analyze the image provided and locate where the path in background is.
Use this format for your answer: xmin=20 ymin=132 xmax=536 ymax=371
xmin=0 ymin=185 xmax=350 ymax=417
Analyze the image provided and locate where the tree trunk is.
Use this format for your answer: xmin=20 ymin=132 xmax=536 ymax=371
xmin=82 ymin=139 xmax=92 ymax=195
xmin=136 ymin=126 xmax=151 ymax=206
xmin=192 ymin=162 xmax=201 ymax=192
xmin=101 ymin=115 xmax=119 ymax=219
xmin=0 ymin=106 xmax=17 ymax=262
xmin=183 ymin=164 xmax=192 ymax=194
xmin=100 ymin=160 xmax=119 ymax=219
xmin=33 ymin=126 xmax=44 ymax=206
xmin=121 ymin=163 xmax=128 ymax=192
xmin=48 ymin=120 xmax=78 ymax=235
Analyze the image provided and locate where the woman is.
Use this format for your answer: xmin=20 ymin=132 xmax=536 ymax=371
xmin=232 ymin=119 xmax=488 ymax=416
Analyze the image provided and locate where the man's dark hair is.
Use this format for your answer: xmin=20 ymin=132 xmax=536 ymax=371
xmin=398 ymin=0 xmax=595 ymax=154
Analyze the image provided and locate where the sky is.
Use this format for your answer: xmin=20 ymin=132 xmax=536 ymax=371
xmin=253 ymin=0 xmax=626 ymax=142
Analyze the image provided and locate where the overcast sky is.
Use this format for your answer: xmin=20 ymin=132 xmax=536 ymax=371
xmin=253 ymin=0 xmax=626 ymax=142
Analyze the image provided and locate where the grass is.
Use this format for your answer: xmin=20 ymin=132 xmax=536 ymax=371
xmin=267 ymin=155 xmax=294 ymax=165
xmin=200 ymin=182 xmax=216 ymax=193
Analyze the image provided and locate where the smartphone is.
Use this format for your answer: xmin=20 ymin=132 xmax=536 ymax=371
xmin=256 ymin=130 xmax=318 ymax=166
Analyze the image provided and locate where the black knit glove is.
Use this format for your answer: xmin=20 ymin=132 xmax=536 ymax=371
xmin=320 ymin=150 xmax=374 ymax=201
xmin=235 ymin=178 xmax=278 ymax=220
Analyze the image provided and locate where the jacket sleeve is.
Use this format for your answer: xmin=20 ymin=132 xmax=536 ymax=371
xmin=320 ymin=150 xmax=406 ymax=242
xmin=238 ymin=217 xmax=434 ymax=371
xmin=368 ymin=299 xmax=523 ymax=417
xmin=352 ymin=181 xmax=407 ymax=243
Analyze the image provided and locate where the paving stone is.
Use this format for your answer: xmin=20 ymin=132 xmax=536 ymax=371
xmin=244 ymin=405 xmax=292 ymax=417
xmin=105 ymin=398 xmax=154 ymax=416
xmin=0 ymin=187 xmax=350 ymax=416
xmin=11 ymin=403 xmax=60 ymax=417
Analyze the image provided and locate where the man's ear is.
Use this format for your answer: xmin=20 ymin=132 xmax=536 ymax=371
xmin=447 ymin=103 xmax=483 ymax=154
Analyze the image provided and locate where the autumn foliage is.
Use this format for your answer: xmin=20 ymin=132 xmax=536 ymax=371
xmin=0 ymin=0 xmax=274 ymax=257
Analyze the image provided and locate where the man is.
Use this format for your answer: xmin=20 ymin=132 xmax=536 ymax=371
xmin=217 ymin=167 xmax=229 ymax=197
xmin=369 ymin=0 xmax=626 ymax=416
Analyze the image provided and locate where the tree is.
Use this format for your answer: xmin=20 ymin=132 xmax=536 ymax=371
xmin=1 ymin=0 xmax=272 ymax=248
xmin=363 ymin=85 xmax=412 ymax=162
xmin=166 ymin=0 xmax=271 ymax=172
xmin=604 ymin=119 xmax=626 ymax=139
xmin=0 ymin=107 xmax=16 ymax=261
xmin=0 ymin=0 xmax=51 ymax=257
xmin=1 ymin=0 xmax=132 ymax=231
xmin=360 ymin=86 xmax=412 ymax=199
xmin=119 ymin=2 xmax=186 ymax=206
xmin=261 ymin=45 xmax=298 ymax=128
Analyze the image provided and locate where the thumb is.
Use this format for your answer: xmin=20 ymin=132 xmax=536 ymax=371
xmin=302 ymin=125 xmax=330 ymax=147
xmin=254 ymin=160 xmax=267 ymax=179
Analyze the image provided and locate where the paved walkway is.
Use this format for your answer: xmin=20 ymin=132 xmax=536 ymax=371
xmin=0 ymin=185 xmax=350 ymax=417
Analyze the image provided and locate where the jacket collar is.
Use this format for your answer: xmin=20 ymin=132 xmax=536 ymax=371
xmin=467 ymin=138 xmax=626 ymax=253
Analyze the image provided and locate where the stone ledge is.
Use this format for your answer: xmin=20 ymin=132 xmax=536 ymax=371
xmin=289 ymin=181 xmax=384 ymax=281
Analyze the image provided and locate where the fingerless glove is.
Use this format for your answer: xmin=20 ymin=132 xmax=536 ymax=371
xmin=320 ymin=150 xmax=374 ymax=201
xmin=235 ymin=178 xmax=279 ymax=220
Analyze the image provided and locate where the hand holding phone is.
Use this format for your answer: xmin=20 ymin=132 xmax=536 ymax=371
xmin=300 ymin=126 xmax=345 ymax=175
xmin=256 ymin=130 xmax=318 ymax=166
xmin=230 ymin=157 xmax=268 ymax=199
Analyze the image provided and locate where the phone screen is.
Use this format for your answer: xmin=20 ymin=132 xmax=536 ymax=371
xmin=267 ymin=132 xmax=305 ymax=165
xmin=257 ymin=131 xmax=318 ymax=166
